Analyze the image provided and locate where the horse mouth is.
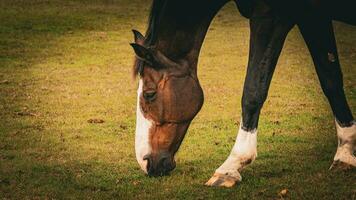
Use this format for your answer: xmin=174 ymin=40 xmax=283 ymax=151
xmin=144 ymin=154 xmax=176 ymax=177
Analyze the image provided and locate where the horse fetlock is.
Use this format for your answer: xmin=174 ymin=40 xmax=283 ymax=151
xmin=206 ymin=126 xmax=258 ymax=187
xmin=213 ymin=152 xmax=256 ymax=182
xmin=336 ymin=122 xmax=356 ymax=144
xmin=240 ymin=153 xmax=257 ymax=167
xmin=331 ymin=121 xmax=356 ymax=169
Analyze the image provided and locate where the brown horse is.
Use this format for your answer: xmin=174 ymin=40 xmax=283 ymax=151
xmin=131 ymin=0 xmax=356 ymax=187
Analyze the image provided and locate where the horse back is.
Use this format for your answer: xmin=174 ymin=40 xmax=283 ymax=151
xmin=236 ymin=0 xmax=356 ymax=25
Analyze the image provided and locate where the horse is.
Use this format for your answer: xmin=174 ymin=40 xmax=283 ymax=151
xmin=130 ymin=0 xmax=356 ymax=187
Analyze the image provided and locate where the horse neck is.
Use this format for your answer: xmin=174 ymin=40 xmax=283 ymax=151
xmin=151 ymin=0 xmax=229 ymax=73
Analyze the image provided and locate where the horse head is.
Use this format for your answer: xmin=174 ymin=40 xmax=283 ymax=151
xmin=131 ymin=30 xmax=204 ymax=176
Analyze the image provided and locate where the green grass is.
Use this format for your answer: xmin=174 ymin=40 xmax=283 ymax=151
xmin=0 ymin=0 xmax=355 ymax=199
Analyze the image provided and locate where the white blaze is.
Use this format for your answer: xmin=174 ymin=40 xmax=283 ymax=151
xmin=215 ymin=123 xmax=257 ymax=181
xmin=135 ymin=80 xmax=153 ymax=173
xmin=333 ymin=120 xmax=356 ymax=167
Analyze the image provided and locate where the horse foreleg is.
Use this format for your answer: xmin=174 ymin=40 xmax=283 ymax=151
xmin=206 ymin=16 xmax=294 ymax=187
xmin=298 ymin=20 xmax=356 ymax=169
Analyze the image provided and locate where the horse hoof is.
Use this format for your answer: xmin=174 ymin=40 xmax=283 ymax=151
xmin=204 ymin=173 xmax=240 ymax=187
xmin=329 ymin=160 xmax=355 ymax=171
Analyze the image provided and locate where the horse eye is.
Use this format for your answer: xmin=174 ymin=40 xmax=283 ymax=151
xmin=143 ymin=91 xmax=157 ymax=102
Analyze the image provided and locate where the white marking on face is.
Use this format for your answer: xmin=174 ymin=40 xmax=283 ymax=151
xmin=135 ymin=80 xmax=153 ymax=173
xmin=333 ymin=120 xmax=356 ymax=167
xmin=215 ymin=123 xmax=257 ymax=180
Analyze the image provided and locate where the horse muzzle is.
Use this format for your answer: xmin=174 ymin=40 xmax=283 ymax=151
xmin=144 ymin=153 xmax=176 ymax=177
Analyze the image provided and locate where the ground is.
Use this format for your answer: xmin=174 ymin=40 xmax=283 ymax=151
xmin=0 ymin=0 xmax=355 ymax=199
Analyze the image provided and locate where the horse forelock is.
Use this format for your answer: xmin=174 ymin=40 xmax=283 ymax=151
xmin=133 ymin=59 xmax=144 ymax=78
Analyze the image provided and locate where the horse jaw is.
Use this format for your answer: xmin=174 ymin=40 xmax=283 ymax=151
xmin=135 ymin=79 xmax=152 ymax=174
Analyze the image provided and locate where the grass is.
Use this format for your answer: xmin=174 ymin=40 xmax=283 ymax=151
xmin=0 ymin=0 xmax=355 ymax=199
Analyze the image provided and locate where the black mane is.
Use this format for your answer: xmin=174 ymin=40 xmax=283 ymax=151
xmin=133 ymin=0 xmax=166 ymax=77
xmin=145 ymin=0 xmax=166 ymax=46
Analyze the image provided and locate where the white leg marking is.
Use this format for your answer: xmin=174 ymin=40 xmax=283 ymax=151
xmin=214 ymin=125 xmax=257 ymax=181
xmin=135 ymin=80 xmax=153 ymax=173
xmin=333 ymin=120 xmax=356 ymax=167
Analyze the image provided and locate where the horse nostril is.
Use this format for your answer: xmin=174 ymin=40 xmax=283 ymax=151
xmin=143 ymin=154 xmax=151 ymax=173
xmin=143 ymin=91 xmax=157 ymax=102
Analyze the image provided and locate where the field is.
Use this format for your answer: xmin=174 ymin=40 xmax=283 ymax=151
xmin=0 ymin=0 xmax=355 ymax=199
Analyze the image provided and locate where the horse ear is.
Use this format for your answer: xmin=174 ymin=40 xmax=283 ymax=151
xmin=130 ymin=43 xmax=155 ymax=66
xmin=132 ymin=29 xmax=145 ymax=45
xmin=130 ymin=44 xmax=179 ymax=71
